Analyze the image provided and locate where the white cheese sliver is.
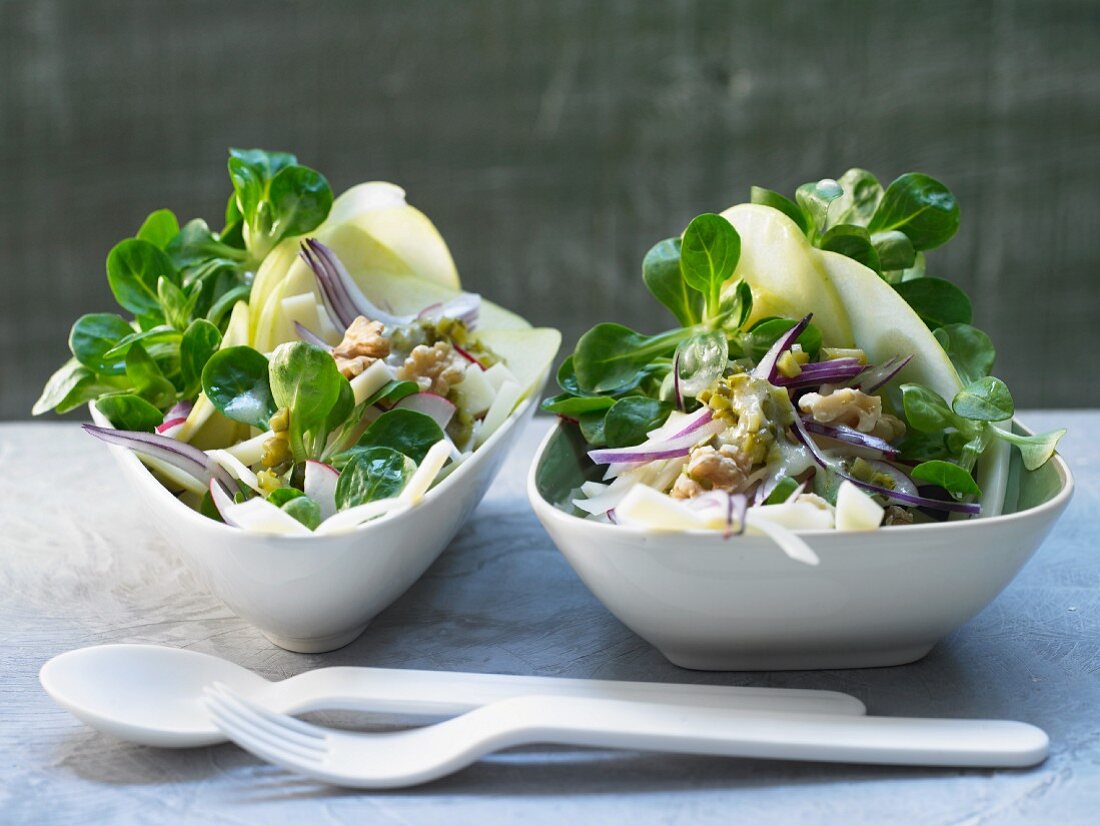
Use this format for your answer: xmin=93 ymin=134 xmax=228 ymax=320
xmin=401 ymin=440 xmax=452 ymax=505
xmin=222 ymin=430 xmax=273 ymax=467
xmin=207 ymin=449 xmax=264 ymax=494
xmin=351 ymin=359 xmax=395 ymax=406
xmin=835 ymin=480 xmax=884 ymax=531
xmin=315 ymin=497 xmax=406 ymax=536
xmin=475 ymin=380 xmax=522 ymax=448
xmin=222 ymin=497 xmax=312 ymax=536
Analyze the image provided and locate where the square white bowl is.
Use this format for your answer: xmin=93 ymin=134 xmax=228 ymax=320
xmin=91 ymin=396 xmax=539 ymax=653
xmin=528 ymin=419 xmax=1073 ymax=670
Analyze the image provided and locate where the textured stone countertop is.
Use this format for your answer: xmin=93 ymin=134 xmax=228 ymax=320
xmin=1 ymin=413 xmax=1096 ymax=824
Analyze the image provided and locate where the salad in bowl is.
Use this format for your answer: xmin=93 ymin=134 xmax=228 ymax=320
xmin=530 ymin=169 xmax=1072 ymax=669
xmin=36 ymin=149 xmax=559 ymax=650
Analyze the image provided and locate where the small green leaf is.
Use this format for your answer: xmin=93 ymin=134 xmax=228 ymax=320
xmin=33 ymin=358 xmax=128 ymax=416
xmin=573 ymin=323 xmax=687 ymax=394
xmin=266 ymin=487 xmax=305 ymax=507
xmin=166 ymin=218 xmax=246 ymax=271
xmin=901 ymin=383 xmax=955 ymax=433
xmin=830 ymin=169 xmax=883 ymax=227
xmin=750 ymin=187 xmax=808 ymax=233
xmin=868 ymin=172 xmax=960 ymax=251
xmin=911 ymin=460 xmax=982 ymax=499
xmin=764 ymin=476 xmax=800 ymax=505
xmin=179 ymin=319 xmax=222 ymax=397
xmin=202 ymin=346 xmax=277 ymax=430
xmin=69 ymin=313 xmax=133 ymax=375
xmin=125 ymin=343 xmax=176 ymax=408
xmin=102 ymin=325 xmax=181 ymax=361
xmin=719 ymin=279 xmax=754 ymax=330
xmin=106 ymin=238 xmax=178 ymax=316
xmin=269 ymin=341 xmax=344 ymax=457
xmin=991 ymin=426 xmax=1066 ymax=471
xmin=642 ymin=237 xmax=702 ymax=327
xmin=894 ymin=278 xmax=973 ymax=329
xmin=819 ymin=224 xmax=881 ymax=272
xmin=157 ymin=276 xmax=198 ymax=331
xmin=95 ymin=394 xmax=164 ymax=432
xmin=362 ymin=380 xmax=421 ymax=409
xmin=870 ymin=230 xmax=916 ymax=272
xmin=268 ymin=164 xmax=334 ymax=239
xmin=897 ymin=431 xmax=951 ymax=462
xmin=578 ymin=410 xmax=608 ymax=447
xmin=933 ymin=323 xmax=995 ymax=385
xmin=354 ymin=408 xmax=444 ymax=464
xmin=136 ymin=209 xmax=180 ymax=250
xmin=604 ymin=397 xmax=672 ymax=448
xmin=952 ymin=376 xmax=1014 ymax=422
xmin=744 ymin=317 xmax=822 ymax=360
xmin=680 ymin=214 xmax=741 ymax=316
xmin=540 ymin=393 xmax=617 ymax=416
xmin=795 ymin=178 xmax=843 ymax=239
xmin=280 ymin=495 xmax=321 ymax=530
xmin=335 ymin=446 xmax=412 ymax=510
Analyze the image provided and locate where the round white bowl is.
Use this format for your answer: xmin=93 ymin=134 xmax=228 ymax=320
xmin=528 ymin=420 xmax=1074 ymax=671
xmin=92 ymin=396 xmax=539 ymax=653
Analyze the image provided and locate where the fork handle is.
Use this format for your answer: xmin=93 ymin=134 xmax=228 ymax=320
xmin=268 ymin=666 xmax=866 ymax=717
xmin=477 ymin=696 xmax=1048 ymax=768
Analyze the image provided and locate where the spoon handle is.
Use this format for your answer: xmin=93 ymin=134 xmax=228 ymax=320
xmin=267 ymin=665 xmax=866 ymax=717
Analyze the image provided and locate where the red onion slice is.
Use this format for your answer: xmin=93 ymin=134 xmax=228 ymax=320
xmin=294 ymin=321 xmax=333 ymax=352
xmin=800 ymin=419 xmax=900 ymax=456
xmin=754 ymin=314 xmax=812 ymax=384
xmin=855 ymin=354 xmax=913 ymax=393
xmin=83 ymin=424 xmax=236 ymax=492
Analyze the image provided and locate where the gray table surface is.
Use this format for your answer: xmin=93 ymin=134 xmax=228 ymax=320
xmin=1 ymin=412 xmax=1096 ymax=825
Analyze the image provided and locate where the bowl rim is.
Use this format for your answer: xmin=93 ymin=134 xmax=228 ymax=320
xmin=91 ymin=392 xmax=538 ymax=544
xmin=526 ymin=416 xmax=1074 ymax=540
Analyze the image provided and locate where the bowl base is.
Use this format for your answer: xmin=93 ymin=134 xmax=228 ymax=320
xmin=262 ymin=624 xmax=370 ymax=654
xmin=661 ymin=642 xmax=934 ymax=671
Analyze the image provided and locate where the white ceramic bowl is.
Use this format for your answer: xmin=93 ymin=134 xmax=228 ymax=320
xmin=529 ymin=420 xmax=1074 ymax=671
xmin=92 ymin=397 xmax=538 ymax=653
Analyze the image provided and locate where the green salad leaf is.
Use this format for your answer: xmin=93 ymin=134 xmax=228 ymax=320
xmin=348 ymin=408 xmax=445 ymax=465
xmin=643 ymin=238 xmax=702 ymax=327
xmin=95 ymin=394 xmax=164 ymax=432
xmin=335 ymin=447 xmax=413 ymax=510
xmin=203 ymin=346 xmax=278 ymax=430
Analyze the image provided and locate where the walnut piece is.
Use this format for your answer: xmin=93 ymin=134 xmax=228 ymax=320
xmin=883 ymin=505 xmax=915 ymax=526
xmin=332 ymin=316 xmax=390 ymax=379
xmin=798 ymin=388 xmax=906 ymax=441
xmin=670 ymin=443 xmax=752 ymax=499
xmin=396 ymin=341 xmax=466 ymax=395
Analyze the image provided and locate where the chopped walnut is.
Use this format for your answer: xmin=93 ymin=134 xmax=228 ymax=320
xmin=883 ymin=505 xmax=915 ymax=526
xmin=798 ymin=388 xmax=906 ymax=441
xmin=670 ymin=444 xmax=752 ymax=499
xmin=396 ymin=341 xmax=466 ymax=395
xmin=332 ymin=316 xmax=390 ymax=379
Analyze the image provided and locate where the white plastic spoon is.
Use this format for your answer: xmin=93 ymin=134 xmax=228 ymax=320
xmin=40 ymin=644 xmax=866 ymax=747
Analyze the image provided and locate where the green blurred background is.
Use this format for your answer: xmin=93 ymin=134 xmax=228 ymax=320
xmin=2 ymin=0 xmax=1098 ymax=419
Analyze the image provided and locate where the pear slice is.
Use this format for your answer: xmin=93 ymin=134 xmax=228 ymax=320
xmin=475 ymin=327 xmax=562 ymax=402
xmin=816 ymin=249 xmax=1009 ymax=516
xmin=720 ymin=204 xmax=854 ymax=347
xmin=815 ymin=249 xmax=961 ymax=402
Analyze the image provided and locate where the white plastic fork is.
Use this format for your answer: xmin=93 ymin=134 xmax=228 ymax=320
xmin=204 ymin=683 xmax=1049 ymax=788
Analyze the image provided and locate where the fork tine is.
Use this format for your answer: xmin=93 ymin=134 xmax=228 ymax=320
xmin=208 ymin=705 xmax=325 ymax=778
xmin=204 ymin=690 xmax=326 ymax=764
xmin=208 ymin=683 xmax=329 ymax=745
